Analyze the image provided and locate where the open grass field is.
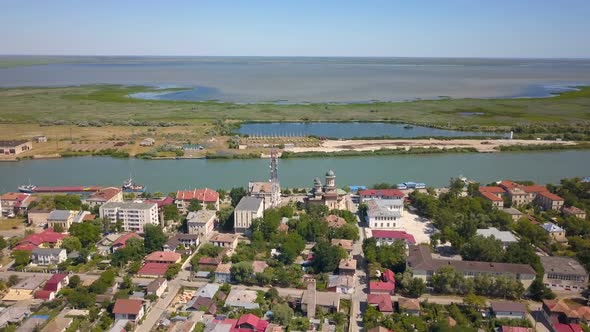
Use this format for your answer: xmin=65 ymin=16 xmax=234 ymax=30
xmin=0 ymin=85 xmax=589 ymax=129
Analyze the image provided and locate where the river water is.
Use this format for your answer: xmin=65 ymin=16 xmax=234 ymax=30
xmin=237 ymin=122 xmax=503 ymax=138
xmin=0 ymin=151 xmax=588 ymax=193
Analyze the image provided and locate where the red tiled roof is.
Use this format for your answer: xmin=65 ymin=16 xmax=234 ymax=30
xmin=145 ymin=196 xmax=174 ymax=208
xmin=0 ymin=192 xmax=21 ymax=201
xmin=137 ymin=263 xmax=170 ymax=276
xmin=367 ymin=294 xmax=393 ymax=312
xmin=13 ymin=243 xmax=37 ymax=252
xmin=522 ymin=185 xmax=548 ymax=193
xmin=34 ymin=290 xmax=54 ymax=300
xmin=112 ymin=233 xmax=143 ymax=249
xmin=383 ymin=269 xmax=395 ymax=284
xmin=44 ymin=273 xmax=68 ymax=291
xmin=88 ymin=187 xmax=121 ymax=202
xmin=145 ymin=251 xmax=181 ymax=263
xmin=360 ymin=189 xmax=405 ymax=198
xmin=479 ymin=186 xmax=506 ymax=194
xmin=370 ymin=281 xmax=395 ymax=292
xmin=325 ymin=215 xmax=347 ymax=228
xmin=538 ymin=191 xmax=564 ymax=201
xmin=371 ymin=230 xmax=416 ymax=244
xmin=481 ymin=191 xmax=504 ymax=202
xmin=176 ymin=188 xmax=219 ymax=202
xmin=499 ymin=180 xmax=519 ymax=190
xmin=236 ymin=314 xmax=269 ymax=332
xmin=17 ymin=229 xmax=67 ymax=247
xmin=199 ymin=257 xmax=221 ymax=265
xmin=112 ymin=299 xmax=143 ymax=315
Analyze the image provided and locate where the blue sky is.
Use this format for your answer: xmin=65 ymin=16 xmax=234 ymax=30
xmin=1 ymin=0 xmax=589 ymax=57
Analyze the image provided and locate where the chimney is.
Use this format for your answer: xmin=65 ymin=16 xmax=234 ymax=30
xmin=306 ymin=279 xmax=316 ymax=319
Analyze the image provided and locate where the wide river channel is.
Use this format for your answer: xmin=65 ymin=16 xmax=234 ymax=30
xmin=0 ymin=151 xmax=588 ymax=193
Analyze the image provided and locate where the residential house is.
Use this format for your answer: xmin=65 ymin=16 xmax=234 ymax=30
xmin=0 ymin=140 xmax=32 ymax=155
xmin=301 ymin=290 xmax=340 ymax=317
xmin=99 ymin=202 xmax=159 ymax=232
xmin=146 ymin=278 xmax=167 ymax=298
xmin=13 ymin=228 xmax=67 ymax=251
xmin=407 ymin=245 xmax=536 ymax=289
xmin=163 ymin=234 xmax=200 ymax=253
xmin=338 ymin=258 xmax=356 ymax=276
xmin=563 ymin=206 xmax=587 ymax=220
xmin=235 ymin=313 xmax=269 ymax=332
xmin=137 ymin=263 xmax=169 ymax=278
xmin=198 ymin=257 xmax=221 ymax=271
xmin=367 ymin=294 xmax=393 ymax=314
xmin=3 ymin=276 xmax=47 ymax=302
xmin=369 ymin=229 xmax=416 ymax=246
xmin=476 ymin=227 xmax=518 ymax=248
xmin=195 ymin=283 xmax=219 ymax=299
xmin=248 ymin=181 xmax=281 ymax=210
xmin=210 ymin=233 xmax=239 ymax=250
xmin=31 ymin=248 xmax=67 ymax=265
xmin=187 ymin=210 xmax=216 ymax=237
xmin=139 ymin=138 xmax=155 ymax=146
xmin=543 ymin=299 xmax=590 ymax=325
xmin=43 ymin=273 xmax=69 ymax=292
xmin=215 ymin=263 xmax=232 ymax=283
xmin=233 ymin=197 xmax=264 ymax=234
xmin=85 ymin=187 xmax=123 ymax=207
xmin=225 ymin=289 xmax=260 ymax=309
xmin=111 ymin=233 xmax=143 ymax=252
xmin=369 ymin=281 xmax=395 ymax=295
xmin=502 ymin=207 xmax=524 ymax=221
xmin=40 ymin=316 xmax=73 ymax=332
xmin=252 ymin=261 xmax=268 ymax=274
xmin=359 ymin=189 xmax=404 ymax=202
xmin=34 ymin=136 xmax=47 ymax=143
xmin=186 ymin=296 xmax=217 ymax=314
xmin=326 ymin=275 xmax=355 ymax=294
xmin=175 ymin=188 xmax=220 ymax=214
xmin=34 ymin=290 xmax=55 ymax=301
xmin=366 ymin=199 xmax=403 ymax=229
xmin=325 ymin=215 xmax=347 ymax=228
xmin=145 ymin=251 xmax=181 ymax=264
xmin=0 ymin=307 xmax=31 ymax=329
xmin=542 ymin=222 xmax=568 ymax=243
xmin=331 ymin=239 xmax=353 ymax=255
xmin=397 ymin=297 xmax=421 ymax=316
xmin=27 ymin=209 xmax=51 ymax=226
xmin=537 ymin=191 xmax=565 ymax=211
xmin=490 ymin=301 xmax=527 ymax=319
xmin=112 ymin=299 xmax=145 ymax=323
xmin=540 ymin=256 xmax=589 ymax=293
xmin=47 ymin=210 xmax=77 ymax=231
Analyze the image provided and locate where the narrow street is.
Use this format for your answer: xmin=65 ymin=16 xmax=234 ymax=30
xmin=350 ymin=222 xmax=367 ymax=332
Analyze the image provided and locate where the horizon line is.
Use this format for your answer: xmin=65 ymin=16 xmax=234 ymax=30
xmin=1 ymin=54 xmax=590 ymax=60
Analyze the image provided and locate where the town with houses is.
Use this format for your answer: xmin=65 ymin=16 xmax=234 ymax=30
xmin=0 ymin=156 xmax=589 ymax=332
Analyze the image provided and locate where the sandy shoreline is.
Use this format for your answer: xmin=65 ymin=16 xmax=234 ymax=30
xmin=285 ymin=139 xmax=577 ymax=153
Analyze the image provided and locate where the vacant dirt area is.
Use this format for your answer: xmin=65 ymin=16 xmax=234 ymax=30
xmin=286 ymin=138 xmax=577 ymax=153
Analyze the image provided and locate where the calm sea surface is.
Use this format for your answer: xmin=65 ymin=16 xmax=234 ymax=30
xmin=0 ymin=151 xmax=588 ymax=193
xmin=1 ymin=57 xmax=590 ymax=102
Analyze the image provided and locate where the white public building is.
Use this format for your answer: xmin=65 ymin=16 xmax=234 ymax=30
xmin=366 ymin=199 xmax=404 ymax=229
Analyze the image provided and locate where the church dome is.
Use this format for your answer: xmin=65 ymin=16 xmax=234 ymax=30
xmin=325 ymin=170 xmax=335 ymax=177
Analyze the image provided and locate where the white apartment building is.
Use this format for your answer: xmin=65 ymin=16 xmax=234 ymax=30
xmin=99 ymin=202 xmax=159 ymax=232
xmin=366 ymin=199 xmax=404 ymax=229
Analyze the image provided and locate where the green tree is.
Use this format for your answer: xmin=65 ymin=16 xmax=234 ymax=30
xmin=231 ymin=261 xmax=254 ymax=284
xmin=362 ymin=305 xmax=384 ymax=329
xmin=68 ymin=288 xmax=96 ymax=308
xmin=188 ymin=199 xmax=202 ymax=212
xmin=460 ymin=235 xmax=504 ymax=262
xmin=165 ymin=263 xmax=182 ymax=280
xmin=7 ymin=275 xmax=20 ymax=287
xmin=217 ymin=189 xmax=227 ymax=200
xmin=53 ymin=223 xmax=65 ymax=233
xmin=528 ymin=278 xmax=556 ymax=301
xmin=278 ymin=233 xmax=305 ymax=264
xmin=62 ymin=236 xmax=82 ymax=253
xmin=229 ymin=187 xmax=247 ymax=207
xmin=69 ymin=221 xmax=102 ymax=247
xmin=271 ymin=303 xmax=294 ymax=325
xmin=311 ymin=241 xmax=347 ymax=273
xmin=143 ymin=224 xmax=167 ymax=253
xmin=13 ymin=250 xmax=31 ymax=269
xmin=406 ymin=277 xmax=426 ymax=298
xmin=112 ymin=237 xmax=145 ymax=267
xmin=68 ymin=275 xmax=81 ymax=288
xmin=163 ymin=204 xmax=180 ymax=222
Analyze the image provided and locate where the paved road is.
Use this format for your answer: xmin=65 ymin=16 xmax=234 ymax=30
xmin=350 ymin=225 xmax=366 ymax=332
xmin=135 ymin=281 xmax=181 ymax=332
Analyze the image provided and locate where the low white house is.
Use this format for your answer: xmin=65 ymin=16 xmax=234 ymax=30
xmin=366 ymin=199 xmax=403 ymax=229
xmin=31 ymin=248 xmax=67 ymax=266
xmin=475 ymin=227 xmax=518 ymax=248
xmin=113 ymin=299 xmax=145 ymax=323
xmin=146 ymin=278 xmax=167 ymax=298
xmin=490 ymin=301 xmax=527 ymax=320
